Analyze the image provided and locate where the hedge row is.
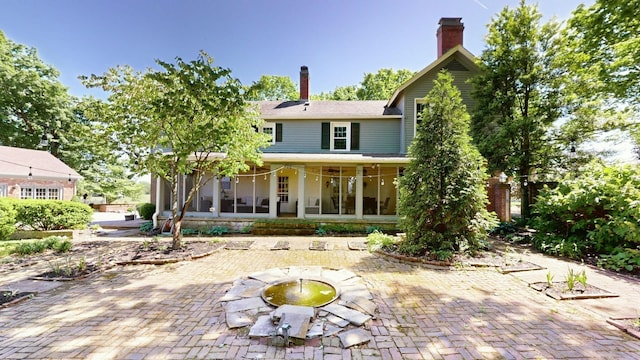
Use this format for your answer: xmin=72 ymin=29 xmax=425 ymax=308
xmin=0 ymin=198 xmax=93 ymax=240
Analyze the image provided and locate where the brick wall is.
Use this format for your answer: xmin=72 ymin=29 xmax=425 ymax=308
xmin=0 ymin=177 xmax=76 ymax=201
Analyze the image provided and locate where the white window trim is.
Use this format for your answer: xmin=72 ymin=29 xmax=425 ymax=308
xmin=330 ymin=121 xmax=351 ymax=151
xmin=261 ymin=123 xmax=276 ymax=144
xmin=19 ymin=186 xmax=63 ymax=200
xmin=414 ymin=98 xmax=425 ymax=138
xmin=0 ymin=184 xmax=6 ymax=197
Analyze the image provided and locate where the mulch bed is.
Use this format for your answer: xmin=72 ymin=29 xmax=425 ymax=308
xmin=119 ymin=240 xmax=225 ymax=264
xmin=31 ymin=264 xmax=102 ymax=281
xmin=529 ymin=281 xmax=619 ymax=300
xmin=0 ymin=291 xmax=36 ymax=308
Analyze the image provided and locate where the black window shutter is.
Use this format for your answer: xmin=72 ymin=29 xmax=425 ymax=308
xmin=321 ymin=122 xmax=330 ymax=149
xmin=350 ymin=123 xmax=360 ymax=150
xmin=276 ymin=123 xmax=283 ymax=142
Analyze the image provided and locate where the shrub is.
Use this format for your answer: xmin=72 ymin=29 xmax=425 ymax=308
xmin=0 ymin=198 xmax=17 ymax=241
xmin=10 ymin=236 xmax=71 ymax=255
xmin=13 ymin=200 xmax=92 ymax=230
xmin=180 ymin=228 xmax=199 ymax=235
xmin=204 ymin=226 xmax=228 ymax=236
xmin=139 ymin=221 xmax=154 ymax=233
xmin=532 ymin=163 xmax=640 ymax=260
xmin=137 ymin=203 xmax=156 ymax=220
xmin=366 ymin=230 xmax=397 ymax=252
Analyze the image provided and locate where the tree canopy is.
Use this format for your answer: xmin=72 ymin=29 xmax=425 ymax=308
xmin=565 ymin=0 xmax=640 ymax=107
xmin=245 ymin=75 xmax=298 ymax=101
xmin=313 ymin=68 xmax=414 ymax=100
xmin=81 ymin=52 xmax=270 ymax=248
xmin=471 ymin=0 xmax=563 ymax=219
xmin=398 ymin=71 xmax=496 ymax=258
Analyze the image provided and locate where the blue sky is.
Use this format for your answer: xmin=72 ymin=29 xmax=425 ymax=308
xmin=1 ymin=0 xmax=593 ymax=98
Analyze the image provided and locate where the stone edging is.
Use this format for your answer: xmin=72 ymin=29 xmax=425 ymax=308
xmin=0 ymin=293 xmax=36 ymax=308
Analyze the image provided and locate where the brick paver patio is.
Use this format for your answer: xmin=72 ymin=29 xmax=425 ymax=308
xmin=1 ymin=236 xmax=639 ymax=359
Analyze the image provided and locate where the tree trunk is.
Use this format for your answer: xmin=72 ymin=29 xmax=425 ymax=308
xmin=170 ymin=166 xmax=183 ymax=250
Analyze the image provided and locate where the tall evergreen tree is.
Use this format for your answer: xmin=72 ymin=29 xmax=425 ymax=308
xmin=398 ymin=71 xmax=496 ymax=258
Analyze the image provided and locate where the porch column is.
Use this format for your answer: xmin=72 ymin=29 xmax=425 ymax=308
xmin=356 ymin=166 xmax=363 ymax=219
xmin=212 ymin=176 xmax=220 ymax=217
xmin=269 ymin=164 xmax=280 ymax=218
xmin=297 ymin=165 xmax=305 ymax=219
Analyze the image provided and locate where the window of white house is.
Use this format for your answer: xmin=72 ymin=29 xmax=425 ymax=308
xmin=0 ymin=184 xmax=6 ymax=197
xmin=331 ymin=122 xmax=350 ymax=151
xmin=277 ymin=176 xmax=289 ymax=203
xmin=261 ymin=123 xmax=275 ymax=144
xmin=415 ymin=99 xmax=425 ymax=136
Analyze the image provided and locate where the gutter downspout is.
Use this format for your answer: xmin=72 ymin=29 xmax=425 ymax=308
xmin=152 ymin=176 xmax=161 ymax=228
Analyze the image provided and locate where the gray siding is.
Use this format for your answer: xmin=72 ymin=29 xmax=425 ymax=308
xmin=262 ymin=118 xmax=401 ymax=154
xmin=401 ymin=56 xmax=478 ymax=153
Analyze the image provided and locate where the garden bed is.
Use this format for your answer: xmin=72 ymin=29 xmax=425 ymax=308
xmin=607 ymin=317 xmax=640 ymax=340
xmin=0 ymin=291 xmax=36 ymax=308
xmin=529 ymin=281 xmax=619 ymax=300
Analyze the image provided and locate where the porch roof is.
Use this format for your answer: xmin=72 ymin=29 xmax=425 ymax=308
xmin=262 ymin=153 xmax=409 ymax=164
xmin=255 ymin=100 xmax=402 ymax=119
xmin=188 ymin=152 xmax=409 ymax=165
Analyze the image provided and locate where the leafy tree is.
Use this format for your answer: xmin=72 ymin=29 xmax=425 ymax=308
xmin=398 ymin=71 xmax=496 ymax=259
xmin=565 ymin=0 xmax=640 ymax=107
xmin=77 ymin=160 xmax=143 ymax=204
xmin=81 ymin=52 xmax=270 ymax=249
xmin=245 ymin=75 xmax=298 ymax=101
xmin=357 ymin=68 xmax=414 ymax=100
xmin=0 ymin=30 xmax=138 ymax=197
xmin=0 ymin=30 xmax=72 ymax=157
xmin=471 ymin=0 xmax=562 ymax=219
xmin=562 ymin=0 xmax=640 ymax=159
xmin=311 ymin=68 xmax=413 ymax=100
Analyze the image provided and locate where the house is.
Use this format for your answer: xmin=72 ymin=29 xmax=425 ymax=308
xmin=151 ymin=18 xmax=481 ymax=224
xmin=0 ymin=145 xmax=81 ymax=200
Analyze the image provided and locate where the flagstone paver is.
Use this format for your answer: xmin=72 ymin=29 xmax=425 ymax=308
xmin=0 ymin=236 xmax=639 ymax=359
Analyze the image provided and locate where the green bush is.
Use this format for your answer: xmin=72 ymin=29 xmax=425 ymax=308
xmin=532 ymin=163 xmax=640 ymax=260
xmin=139 ymin=221 xmax=154 ymax=232
xmin=13 ymin=200 xmax=92 ymax=230
xmin=10 ymin=236 xmax=72 ymax=256
xmin=366 ymin=230 xmax=398 ymax=252
xmin=204 ymin=226 xmax=228 ymax=236
xmin=0 ymin=198 xmax=17 ymax=241
xmin=137 ymin=203 xmax=156 ymax=220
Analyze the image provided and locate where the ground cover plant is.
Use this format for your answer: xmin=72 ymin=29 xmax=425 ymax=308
xmin=531 ymin=163 xmax=640 ymax=274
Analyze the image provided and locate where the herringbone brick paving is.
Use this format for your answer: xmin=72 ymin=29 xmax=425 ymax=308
xmin=0 ymin=236 xmax=639 ymax=359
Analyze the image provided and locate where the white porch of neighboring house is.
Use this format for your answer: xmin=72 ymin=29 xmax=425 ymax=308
xmin=153 ymin=154 xmax=408 ymax=224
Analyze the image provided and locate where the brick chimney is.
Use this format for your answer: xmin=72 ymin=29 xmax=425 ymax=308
xmin=299 ymin=65 xmax=309 ymax=101
xmin=436 ymin=18 xmax=464 ymax=57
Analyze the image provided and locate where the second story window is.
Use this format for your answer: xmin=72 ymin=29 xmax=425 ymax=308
xmin=332 ymin=122 xmax=349 ymax=151
xmin=262 ymin=123 xmax=275 ymax=144
xmin=322 ymin=122 xmax=360 ymax=151
xmin=414 ymin=99 xmax=426 ymax=137
xmin=260 ymin=123 xmax=282 ymax=144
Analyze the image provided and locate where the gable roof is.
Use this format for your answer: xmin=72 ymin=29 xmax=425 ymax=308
xmin=256 ymin=100 xmax=402 ymax=120
xmin=0 ymin=146 xmax=81 ymax=180
xmin=386 ymin=45 xmax=479 ymax=107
